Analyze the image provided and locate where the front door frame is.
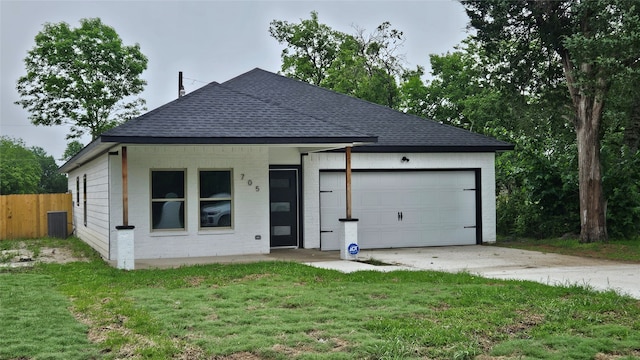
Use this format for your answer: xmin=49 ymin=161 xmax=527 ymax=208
xmin=269 ymin=165 xmax=302 ymax=248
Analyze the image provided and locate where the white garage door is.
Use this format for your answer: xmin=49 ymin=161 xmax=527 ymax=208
xmin=320 ymin=171 xmax=478 ymax=250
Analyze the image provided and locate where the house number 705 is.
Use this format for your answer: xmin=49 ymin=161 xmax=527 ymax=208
xmin=240 ymin=174 xmax=259 ymax=191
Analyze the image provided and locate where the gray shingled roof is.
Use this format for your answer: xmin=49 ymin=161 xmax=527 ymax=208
xmin=221 ymin=68 xmax=513 ymax=152
xmin=101 ymin=79 xmax=376 ymax=144
xmin=100 ymin=67 xmax=512 ymax=151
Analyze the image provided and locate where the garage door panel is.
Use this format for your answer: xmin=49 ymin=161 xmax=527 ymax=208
xmin=320 ymin=171 xmax=478 ymax=250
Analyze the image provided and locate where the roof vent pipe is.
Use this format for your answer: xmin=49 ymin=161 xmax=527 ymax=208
xmin=178 ymin=71 xmax=185 ymax=98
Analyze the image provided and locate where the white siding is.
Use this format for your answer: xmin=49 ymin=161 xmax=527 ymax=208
xmin=269 ymin=147 xmax=302 ymax=165
xmin=303 ymin=152 xmax=497 ymax=249
xmin=117 ymin=145 xmax=271 ymax=259
xmin=109 ymin=152 xmax=122 ymax=260
xmin=67 ymin=154 xmax=111 ymax=258
xmin=68 ymin=143 xmax=499 ymax=260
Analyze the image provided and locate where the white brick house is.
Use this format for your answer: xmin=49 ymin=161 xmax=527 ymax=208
xmin=60 ymin=68 xmax=512 ymax=262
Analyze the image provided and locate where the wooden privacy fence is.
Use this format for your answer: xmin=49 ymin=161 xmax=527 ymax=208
xmin=0 ymin=193 xmax=73 ymax=240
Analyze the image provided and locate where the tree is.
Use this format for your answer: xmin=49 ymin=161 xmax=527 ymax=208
xmin=61 ymin=140 xmax=85 ymax=162
xmin=16 ymin=18 xmax=148 ymax=140
xmin=325 ymin=22 xmax=406 ymax=108
xmin=269 ymin=11 xmax=344 ymax=86
xmin=0 ymin=137 xmax=41 ymax=194
xmin=409 ymin=39 xmax=579 ymax=238
xmin=31 ymin=147 xmax=68 ymax=193
xmin=462 ymin=0 xmax=640 ymax=243
xmin=270 ymin=12 xmax=408 ymax=108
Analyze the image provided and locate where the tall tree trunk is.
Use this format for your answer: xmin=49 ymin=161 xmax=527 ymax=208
xmin=563 ymin=58 xmax=609 ymax=243
xmin=575 ymin=112 xmax=608 ymax=243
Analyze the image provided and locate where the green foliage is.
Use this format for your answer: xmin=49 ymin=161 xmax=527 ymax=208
xmin=602 ymin=146 xmax=640 ymax=239
xmin=270 ymin=11 xmax=406 ymax=108
xmin=462 ymin=0 xmax=640 ymax=242
xmin=15 ymin=18 xmax=148 ymax=140
xmin=31 ymin=146 xmax=68 ymax=193
xmin=61 ymin=140 xmax=85 ymax=162
xmin=496 ymin=140 xmax=580 ymax=238
xmin=0 ymin=136 xmax=42 ymax=194
xmin=269 ymin=11 xmax=343 ymax=86
xmin=0 ymin=136 xmax=68 ymax=194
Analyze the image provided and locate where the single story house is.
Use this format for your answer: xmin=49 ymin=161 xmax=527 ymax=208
xmin=60 ymin=68 xmax=513 ymax=263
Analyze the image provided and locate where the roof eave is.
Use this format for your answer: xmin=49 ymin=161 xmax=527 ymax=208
xmin=58 ymin=138 xmax=116 ymax=174
xmin=99 ymin=135 xmax=378 ymax=145
xmin=58 ymin=135 xmax=379 ymax=173
xmin=344 ymin=144 xmax=516 ymax=153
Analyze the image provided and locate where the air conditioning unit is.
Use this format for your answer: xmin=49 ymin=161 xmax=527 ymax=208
xmin=47 ymin=211 xmax=68 ymax=238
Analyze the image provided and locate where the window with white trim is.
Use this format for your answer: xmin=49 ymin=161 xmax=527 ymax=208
xmin=199 ymin=170 xmax=232 ymax=228
xmin=151 ymin=170 xmax=185 ymax=230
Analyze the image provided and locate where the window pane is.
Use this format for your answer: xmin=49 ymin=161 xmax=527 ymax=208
xmin=272 ymin=226 xmax=291 ymax=236
xmin=271 ymin=202 xmax=290 ymax=212
xmin=200 ymin=171 xmax=231 ymax=198
xmin=200 ymin=200 xmax=231 ymax=227
xmin=152 ymin=171 xmax=185 ymax=199
xmin=271 ymin=178 xmax=290 ymax=188
xmin=152 ymin=201 xmax=185 ymax=229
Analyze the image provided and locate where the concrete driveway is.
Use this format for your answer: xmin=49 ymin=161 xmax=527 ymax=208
xmin=304 ymin=246 xmax=640 ymax=299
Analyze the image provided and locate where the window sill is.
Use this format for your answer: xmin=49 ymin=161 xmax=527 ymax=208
xmin=150 ymin=230 xmax=189 ymax=237
xmin=198 ymin=228 xmax=235 ymax=235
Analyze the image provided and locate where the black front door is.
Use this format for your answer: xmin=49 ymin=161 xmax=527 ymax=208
xmin=269 ymin=169 xmax=299 ymax=247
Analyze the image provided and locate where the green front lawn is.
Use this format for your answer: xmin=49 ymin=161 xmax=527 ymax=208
xmin=1 ymin=237 xmax=639 ymax=359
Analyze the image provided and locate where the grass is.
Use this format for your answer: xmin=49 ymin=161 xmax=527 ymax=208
xmin=0 ymin=274 xmax=101 ymax=359
xmin=1 ymin=237 xmax=640 ymax=359
xmin=494 ymin=236 xmax=640 ymax=263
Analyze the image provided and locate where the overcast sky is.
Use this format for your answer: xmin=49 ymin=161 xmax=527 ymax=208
xmin=1 ymin=0 xmax=470 ymax=162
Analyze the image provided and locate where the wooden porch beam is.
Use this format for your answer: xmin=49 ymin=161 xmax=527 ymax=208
xmin=121 ymin=146 xmax=129 ymax=226
xmin=346 ymin=146 xmax=352 ymax=219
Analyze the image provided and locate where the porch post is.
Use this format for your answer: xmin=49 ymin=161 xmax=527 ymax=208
xmin=122 ymin=146 xmax=129 ymax=226
xmin=339 ymin=146 xmax=359 ymax=260
xmin=345 ymin=146 xmax=352 ymax=219
xmin=116 ymin=146 xmax=135 ymax=270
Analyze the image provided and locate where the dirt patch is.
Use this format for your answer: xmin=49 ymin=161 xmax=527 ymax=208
xmin=594 ymin=351 xmax=640 ymax=360
xmin=233 ymin=273 xmax=273 ymax=282
xmin=501 ymin=310 xmax=545 ymax=337
xmin=0 ymin=244 xmax=89 ymax=268
xmin=212 ymin=352 xmax=262 ymax=360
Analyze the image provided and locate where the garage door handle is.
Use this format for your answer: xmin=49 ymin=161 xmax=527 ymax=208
xmin=464 ymin=226 xmax=476 ymax=228
xmin=320 ymin=230 xmax=333 ymax=233
xmin=398 ymin=212 xmax=403 ymax=221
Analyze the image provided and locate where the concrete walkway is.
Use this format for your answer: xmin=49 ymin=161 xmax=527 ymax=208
xmin=129 ymin=245 xmax=639 ymax=299
xmin=314 ymin=246 xmax=640 ymax=299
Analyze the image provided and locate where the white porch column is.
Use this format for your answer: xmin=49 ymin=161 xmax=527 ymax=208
xmin=115 ymin=225 xmax=135 ymax=270
xmin=115 ymin=146 xmax=135 ymax=270
xmin=339 ymin=219 xmax=359 ymax=260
